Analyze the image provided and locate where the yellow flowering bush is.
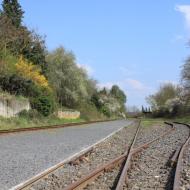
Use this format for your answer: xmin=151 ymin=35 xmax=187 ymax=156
xmin=16 ymin=56 xmax=50 ymax=89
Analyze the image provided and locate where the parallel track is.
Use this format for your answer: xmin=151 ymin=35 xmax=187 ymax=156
xmin=14 ymin=121 xmax=190 ymax=190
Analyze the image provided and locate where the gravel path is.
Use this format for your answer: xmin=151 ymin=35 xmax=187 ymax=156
xmin=180 ymin=137 xmax=190 ymax=190
xmin=27 ymin=121 xmax=138 ymax=190
xmin=0 ymin=120 xmax=132 ymax=190
xmin=126 ymin=123 xmax=189 ymax=190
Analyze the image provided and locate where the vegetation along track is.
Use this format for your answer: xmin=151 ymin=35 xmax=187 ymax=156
xmin=14 ymin=121 xmax=190 ymax=190
xmin=0 ymin=119 xmax=117 ymax=135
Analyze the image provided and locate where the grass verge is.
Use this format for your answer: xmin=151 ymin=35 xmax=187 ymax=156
xmin=141 ymin=118 xmax=165 ymax=128
xmin=0 ymin=116 xmax=85 ymax=131
xmin=172 ymin=116 xmax=190 ymax=124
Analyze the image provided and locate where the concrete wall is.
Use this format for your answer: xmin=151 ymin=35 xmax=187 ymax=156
xmin=57 ymin=111 xmax=80 ymax=119
xmin=0 ymin=97 xmax=30 ymax=118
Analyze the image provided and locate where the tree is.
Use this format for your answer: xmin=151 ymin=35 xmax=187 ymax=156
xmin=2 ymin=0 xmax=24 ymax=28
xmin=110 ymin=85 xmax=127 ymax=104
xmin=46 ymin=47 xmax=90 ymax=108
xmin=181 ymin=57 xmax=190 ymax=104
xmin=0 ymin=8 xmax=47 ymax=74
xmin=146 ymin=83 xmax=180 ymax=111
xmin=141 ymin=106 xmax=145 ymax=113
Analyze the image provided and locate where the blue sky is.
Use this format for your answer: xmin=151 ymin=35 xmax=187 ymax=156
xmin=1 ymin=1 xmax=190 ymax=108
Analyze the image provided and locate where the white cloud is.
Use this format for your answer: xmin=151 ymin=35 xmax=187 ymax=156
xmin=176 ymin=5 xmax=190 ymax=30
xmin=125 ymin=79 xmax=147 ymax=91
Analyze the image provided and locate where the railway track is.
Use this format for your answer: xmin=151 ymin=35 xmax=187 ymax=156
xmin=173 ymin=122 xmax=190 ymax=190
xmin=0 ymin=119 xmax=117 ymax=135
xmin=13 ymin=121 xmax=190 ymax=190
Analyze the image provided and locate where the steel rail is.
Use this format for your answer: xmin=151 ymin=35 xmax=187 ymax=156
xmin=173 ymin=122 xmax=190 ymax=190
xmin=63 ymin=120 xmax=141 ymax=190
xmin=115 ymin=122 xmax=175 ymax=190
xmin=15 ymin=147 xmax=94 ymax=190
xmin=63 ymin=121 xmax=175 ymax=190
xmin=0 ymin=119 xmax=118 ymax=135
xmin=14 ymin=119 xmax=132 ymax=190
xmin=15 ymin=121 xmax=176 ymax=190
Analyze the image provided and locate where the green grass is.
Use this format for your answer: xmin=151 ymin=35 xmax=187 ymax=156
xmin=0 ymin=116 xmax=85 ymax=131
xmin=141 ymin=118 xmax=165 ymax=128
xmin=172 ymin=116 xmax=190 ymax=124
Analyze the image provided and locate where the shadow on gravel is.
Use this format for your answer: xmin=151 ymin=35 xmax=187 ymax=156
xmin=111 ymin=161 xmax=126 ymax=190
xmin=165 ymin=152 xmax=176 ymax=190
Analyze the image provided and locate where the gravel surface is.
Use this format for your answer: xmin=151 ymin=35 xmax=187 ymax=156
xmin=134 ymin=122 xmax=171 ymax=148
xmin=26 ymin=121 xmax=138 ymax=190
xmin=84 ymin=122 xmax=171 ymax=190
xmin=180 ymin=138 xmax=190 ymax=190
xmin=126 ymin=123 xmax=189 ymax=190
xmin=0 ymin=120 xmax=132 ymax=190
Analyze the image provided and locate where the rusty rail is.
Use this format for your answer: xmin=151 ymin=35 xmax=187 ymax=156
xmin=63 ymin=121 xmax=175 ymax=190
xmin=115 ymin=122 xmax=175 ymax=190
xmin=15 ymin=147 xmax=94 ymax=190
xmin=16 ymin=121 xmax=176 ymax=190
xmin=63 ymin=120 xmax=141 ymax=190
xmin=173 ymin=122 xmax=190 ymax=190
xmin=0 ymin=119 xmax=118 ymax=135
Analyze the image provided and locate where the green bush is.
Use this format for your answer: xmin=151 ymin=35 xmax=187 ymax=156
xmin=31 ymin=96 xmax=54 ymax=116
xmin=78 ymin=101 xmax=105 ymax=121
xmin=19 ymin=109 xmax=41 ymax=119
xmin=101 ymin=106 xmax=111 ymax=117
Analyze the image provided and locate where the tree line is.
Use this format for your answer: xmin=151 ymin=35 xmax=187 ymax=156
xmin=146 ymin=54 xmax=190 ymax=118
xmin=0 ymin=0 xmax=127 ymax=119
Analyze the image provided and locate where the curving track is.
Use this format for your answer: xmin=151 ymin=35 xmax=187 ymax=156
xmin=8 ymin=120 xmax=190 ymax=190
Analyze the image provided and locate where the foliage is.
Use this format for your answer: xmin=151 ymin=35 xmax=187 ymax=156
xmin=30 ymin=95 xmax=54 ymax=116
xmin=146 ymin=83 xmax=183 ymax=117
xmin=16 ymin=56 xmax=50 ymax=89
xmin=0 ymin=14 xmax=20 ymax=52
xmin=19 ymin=109 xmax=41 ymax=119
xmin=0 ymin=114 xmax=84 ymax=131
xmin=0 ymin=1 xmax=127 ymax=120
xmin=91 ymin=86 xmax=126 ymax=117
xmin=181 ymin=57 xmax=190 ymax=107
xmin=46 ymin=47 xmax=93 ymax=108
xmin=2 ymin=0 xmax=24 ymax=28
xmin=110 ymin=85 xmax=127 ymax=104
xmin=146 ymin=83 xmax=181 ymax=111
xmin=141 ymin=118 xmax=164 ymax=128
xmin=0 ymin=11 xmax=47 ymax=74
xmin=77 ymin=101 xmax=106 ymax=121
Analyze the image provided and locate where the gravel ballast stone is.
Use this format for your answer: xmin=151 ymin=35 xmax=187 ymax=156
xmin=126 ymin=123 xmax=189 ymax=190
xmin=27 ymin=121 xmax=139 ymax=190
xmin=180 ymin=137 xmax=190 ymax=190
xmin=0 ymin=120 xmax=132 ymax=190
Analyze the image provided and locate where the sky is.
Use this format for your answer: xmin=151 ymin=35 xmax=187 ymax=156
xmin=1 ymin=0 xmax=190 ymax=108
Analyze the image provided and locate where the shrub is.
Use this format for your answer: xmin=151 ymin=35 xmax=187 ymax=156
xmin=31 ymin=96 xmax=54 ymax=116
xmin=16 ymin=56 xmax=50 ymax=90
xmin=19 ymin=109 xmax=41 ymax=119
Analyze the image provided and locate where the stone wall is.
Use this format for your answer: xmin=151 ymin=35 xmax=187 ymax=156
xmin=0 ymin=96 xmax=30 ymax=118
xmin=57 ymin=111 xmax=80 ymax=119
